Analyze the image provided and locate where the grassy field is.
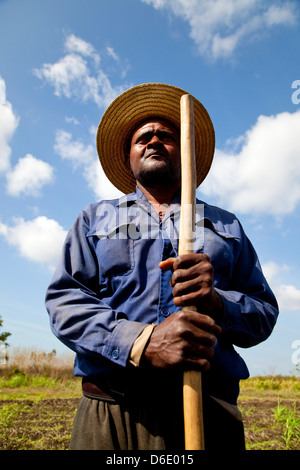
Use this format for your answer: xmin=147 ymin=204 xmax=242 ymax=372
xmin=0 ymin=349 xmax=299 ymax=451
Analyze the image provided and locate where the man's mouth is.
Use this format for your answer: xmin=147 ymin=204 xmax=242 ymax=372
xmin=145 ymin=151 xmax=168 ymax=159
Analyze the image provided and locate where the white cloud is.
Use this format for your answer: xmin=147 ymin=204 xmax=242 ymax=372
xmin=142 ymin=0 xmax=298 ymax=60
xmin=65 ymin=116 xmax=79 ymax=125
xmin=199 ymin=110 xmax=300 ymax=216
xmin=0 ymin=76 xmax=19 ymax=172
xmin=0 ymin=76 xmax=54 ymax=199
xmin=0 ymin=216 xmax=67 ymax=271
xmin=106 ymin=46 xmax=119 ymax=62
xmin=83 ymin=159 xmax=123 ymax=201
xmin=6 ymin=154 xmax=54 ymax=197
xmin=34 ymin=34 xmax=129 ymax=108
xmin=54 ymin=129 xmax=123 ymax=200
xmin=34 ymin=35 xmax=131 ymax=199
xmin=54 ymin=129 xmax=94 ymax=167
xmin=262 ymin=261 xmax=284 ymax=284
xmin=64 ymin=33 xmax=100 ymax=65
xmin=262 ymin=261 xmax=300 ymax=312
xmin=276 ymin=285 xmax=300 ymax=311
xmin=34 ymin=53 xmax=89 ymax=99
xmin=265 ymin=3 xmax=296 ymax=26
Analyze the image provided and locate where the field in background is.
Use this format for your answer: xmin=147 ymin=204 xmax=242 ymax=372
xmin=0 ymin=348 xmax=299 ymax=450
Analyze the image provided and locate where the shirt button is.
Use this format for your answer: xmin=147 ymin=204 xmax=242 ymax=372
xmin=161 ymin=308 xmax=170 ymax=317
xmin=112 ymin=348 xmax=119 ymax=360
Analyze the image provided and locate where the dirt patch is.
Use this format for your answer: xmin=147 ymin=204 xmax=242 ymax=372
xmin=0 ymin=397 xmax=299 ymax=450
xmin=239 ymin=398 xmax=300 ymax=450
xmin=0 ymin=398 xmax=80 ymax=450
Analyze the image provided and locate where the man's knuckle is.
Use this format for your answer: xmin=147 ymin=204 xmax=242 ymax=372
xmin=201 ymin=253 xmax=211 ymax=263
xmin=176 ymin=309 xmax=185 ymax=319
xmin=176 ymin=310 xmax=188 ymax=325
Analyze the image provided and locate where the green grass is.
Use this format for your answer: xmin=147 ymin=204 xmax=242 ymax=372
xmin=238 ymin=375 xmax=300 ymax=450
xmin=0 ymin=365 xmax=81 ymax=400
xmin=274 ymin=401 xmax=300 ymax=450
xmin=0 ymin=369 xmax=77 ymax=391
xmin=0 ymin=367 xmax=80 ymax=450
xmin=0 ymin=402 xmax=31 ymax=429
xmin=0 ymin=365 xmax=299 ymax=450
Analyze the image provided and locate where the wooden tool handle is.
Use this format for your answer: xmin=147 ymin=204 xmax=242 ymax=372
xmin=179 ymin=94 xmax=205 ymax=450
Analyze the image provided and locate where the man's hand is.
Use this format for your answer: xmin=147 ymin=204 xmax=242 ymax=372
xmin=159 ymin=254 xmax=223 ymax=319
xmin=141 ymin=254 xmax=223 ymax=371
xmin=142 ymin=310 xmax=221 ymax=371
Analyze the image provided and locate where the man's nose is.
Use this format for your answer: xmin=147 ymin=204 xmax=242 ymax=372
xmin=147 ymin=135 xmax=163 ymax=147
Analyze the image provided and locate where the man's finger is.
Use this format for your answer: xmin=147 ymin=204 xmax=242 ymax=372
xmin=177 ymin=309 xmax=222 ymax=336
xmin=172 ymin=253 xmax=210 ymax=270
xmin=159 ymin=258 xmax=176 ymax=271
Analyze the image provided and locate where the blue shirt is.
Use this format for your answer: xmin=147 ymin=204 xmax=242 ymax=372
xmin=45 ymin=188 xmax=278 ymax=404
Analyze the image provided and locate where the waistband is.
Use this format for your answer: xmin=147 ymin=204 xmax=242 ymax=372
xmin=81 ymin=373 xmax=242 ymax=421
xmin=81 ymin=369 xmax=184 ymax=404
xmin=82 ymin=377 xmax=123 ymax=403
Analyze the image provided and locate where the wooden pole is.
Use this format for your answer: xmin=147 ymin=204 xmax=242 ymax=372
xmin=179 ymin=94 xmax=205 ymax=450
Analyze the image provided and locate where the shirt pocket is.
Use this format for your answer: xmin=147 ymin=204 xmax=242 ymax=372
xmin=86 ymin=225 xmax=134 ymax=280
xmin=203 ymin=221 xmax=238 ymax=287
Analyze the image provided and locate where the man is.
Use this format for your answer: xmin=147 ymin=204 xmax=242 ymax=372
xmin=45 ymin=83 xmax=279 ymax=450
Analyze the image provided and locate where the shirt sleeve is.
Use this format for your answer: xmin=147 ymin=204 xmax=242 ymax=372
xmin=45 ymin=209 xmax=149 ymax=368
xmin=215 ymin=219 xmax=279 ymax=349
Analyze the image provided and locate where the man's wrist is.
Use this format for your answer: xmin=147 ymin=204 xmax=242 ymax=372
xmin=128 ymin=324 xmax=156 ymax=367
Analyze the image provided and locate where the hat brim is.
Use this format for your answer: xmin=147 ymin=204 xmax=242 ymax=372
xmin=96 ymin=83 xmax=215 ymax=195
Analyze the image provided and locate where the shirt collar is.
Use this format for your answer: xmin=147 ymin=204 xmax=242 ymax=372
xmin=117 ymin=186 xmax=180 ymax=210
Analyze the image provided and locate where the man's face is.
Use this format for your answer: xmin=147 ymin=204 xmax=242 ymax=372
xmin=129 ymin=119 xmax=181 ymax=190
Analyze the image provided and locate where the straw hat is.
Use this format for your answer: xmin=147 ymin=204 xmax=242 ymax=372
xmin=96 ymin=83 xmax=215 ymax=194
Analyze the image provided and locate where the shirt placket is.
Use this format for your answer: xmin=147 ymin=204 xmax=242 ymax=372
xmin=135 ymin=193 xmax=181 ymax=325
xmin=157 ymin=212 xmax=179 ymax=324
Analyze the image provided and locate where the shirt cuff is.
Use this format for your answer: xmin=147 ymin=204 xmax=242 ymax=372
xmin=129 ymin=324 xmax=156 ymax=367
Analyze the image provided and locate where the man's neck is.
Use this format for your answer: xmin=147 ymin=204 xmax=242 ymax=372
xmin=136 ymin=181 xmax=180 ymax=210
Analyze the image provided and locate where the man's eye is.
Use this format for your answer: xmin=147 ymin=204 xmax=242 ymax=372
xmin=159 ymin=132 xmax=176 ymax=141
xmin=135 ymin=132 xmax=152 ymax=144
xmin=136 ymin=138 xmax=148 ymax=144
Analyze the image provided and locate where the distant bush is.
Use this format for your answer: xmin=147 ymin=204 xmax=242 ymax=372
xmin=0 ymin=370 xmax=64 ymax=389
xmin=243 ymin=375 xmax=300 ymax=393
xmin=0 ymin=347 xmax=75 ymax=380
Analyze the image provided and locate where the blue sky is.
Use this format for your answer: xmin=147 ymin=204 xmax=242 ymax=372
xmin=0 ymin=0 xmax=300 ymax=376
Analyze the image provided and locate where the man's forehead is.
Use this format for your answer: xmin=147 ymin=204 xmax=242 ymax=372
xmin=132 ymin=118 xmax=179 ymax=135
